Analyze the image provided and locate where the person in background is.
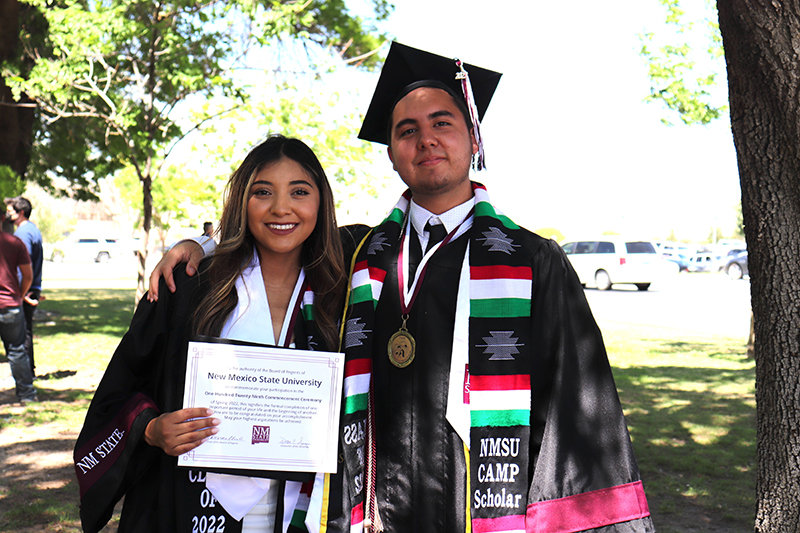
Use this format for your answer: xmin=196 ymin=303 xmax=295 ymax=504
xmin=148 ymin=42 xmax=654 ymax=532
xmin=75 ymin=135 xmax=356 ymax=532
xmin=0 ymin=209 xmax=37 ymax=404
xmin=0 ymin=202 xmax=13 ymax=233
xmin=200 ymin=220 xmax=217 ymax=254
xmin=6 ymin=196 xmax=43 ymax=377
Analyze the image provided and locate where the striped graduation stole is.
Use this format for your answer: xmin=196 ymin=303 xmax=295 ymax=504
xmin=341 ymin=250 xmax=389 ymax=532
xmin=349 ymin=260 xmax=386 ymax=311
xmin=334 ymin=183 xmax=533 ymax=533
xmin=287 ymin=481 xmax=315 ymax=532
xmin=468 ymin=184 xmax=532 ymax=533
xmin=290 ymin=288 xmax=330 ymax=532
xmin=300 ymin=285 xmax=322 ymax=353
xmin=301 ymin=287 xmax=315 ymax=321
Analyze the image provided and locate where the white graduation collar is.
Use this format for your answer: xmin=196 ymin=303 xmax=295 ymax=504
xmin=409 ymin=196 xmax=475 ymax=248
xmin=220 ymin=248 xmax=305 ymax=347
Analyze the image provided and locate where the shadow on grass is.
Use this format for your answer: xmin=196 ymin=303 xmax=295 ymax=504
xmin=0 ymin=389 xmax=94 ymax=438
xmin=36 ymin=289 xmax=136 ymax=338
xmin=0 ymin=289 xmax=132 ymax=531
xmin=614 ymin=341 xmax=755 ymax=532
xmin=0 ymin=384 xmax=103 ymax=531
xmin=2 ymin=291 xmax=755 ymax=532
xmin=0 ymin=436 xmax=83 ymax=532
xmin=0 ymin=381 xmax=92 ymax=406
xmin=660 ymin=340 xmax=747 ymax=362
xmin=38 ymin=370 xmax=79 ymax=381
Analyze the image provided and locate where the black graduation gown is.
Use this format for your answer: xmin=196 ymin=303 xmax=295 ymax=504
xmin=75 ymin=226 xmax=369 ymax=533
xmin=73 ymin=262 xmax=317 ymax=533
xmin=373 ymin=229 xmax=469 ymax=531
xmin=362 ymin=228 xmax=655 ymax=532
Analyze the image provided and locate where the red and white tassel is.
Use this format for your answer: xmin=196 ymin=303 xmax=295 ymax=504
xmin=455 ymin=59 xmax=486 ymax=170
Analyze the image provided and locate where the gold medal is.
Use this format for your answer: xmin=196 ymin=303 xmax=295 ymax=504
xmin=388 ymin=315 xmax=415 ymax=368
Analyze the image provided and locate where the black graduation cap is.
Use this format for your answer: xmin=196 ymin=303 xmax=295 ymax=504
xmin=358 ymin=41 xmax=503 ymax=147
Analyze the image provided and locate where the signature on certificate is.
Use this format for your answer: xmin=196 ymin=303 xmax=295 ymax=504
xmin=280 ymin=436 xmax=310 ymax=448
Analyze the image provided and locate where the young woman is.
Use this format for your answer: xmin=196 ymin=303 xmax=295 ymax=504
xmin=74 ymin=135 xmax=354 ymax=533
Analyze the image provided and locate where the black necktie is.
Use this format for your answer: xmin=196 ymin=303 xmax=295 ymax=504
xmin=408 ymin=220 xmax=447 ymax=288
xmin=425 ymin=220 xmax=447 ymax=254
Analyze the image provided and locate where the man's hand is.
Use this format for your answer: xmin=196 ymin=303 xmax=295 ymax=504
xmin=18 ymin=263 xmax=32 ymax=300
xmin=147 ymin=240 xmax=204 ymax=301
xmin=144 ymin=408 xmax=220 ymax=456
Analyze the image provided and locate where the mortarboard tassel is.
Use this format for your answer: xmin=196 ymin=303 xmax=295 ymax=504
xmin=455 ymin=59 xmax=486 ymax=170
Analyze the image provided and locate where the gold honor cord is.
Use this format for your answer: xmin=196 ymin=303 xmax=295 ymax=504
xmin=338 ymin=230 xmax=375 ymax=352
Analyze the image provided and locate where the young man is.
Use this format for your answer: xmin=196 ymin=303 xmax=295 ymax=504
xmin=329 ymin=43 xmax=653 ymax=533
xmin=6 ymin=197 xmax=43 ymax=376
xmin=0 ymin=210 xmax=37 ymax=404
xmin=149 ymin=42 xmax=653 ymax=532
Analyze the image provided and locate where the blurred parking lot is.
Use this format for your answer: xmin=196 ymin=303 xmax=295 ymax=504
xmin=41 ymin=258 xmax=752 ymax=341
xmin=42 ymin=255 xmax=156 ymax=289
xmin=585 ymin=272 xmax=751 ymax=340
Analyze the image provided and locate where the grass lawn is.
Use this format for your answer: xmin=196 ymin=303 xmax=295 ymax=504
xmin=0 ymin=288 xmax=137 ymax=532
xmin=606 ymin=331 xmax=755 ymax=532
xmin=0 ymin=289 xmax=755 ymax=531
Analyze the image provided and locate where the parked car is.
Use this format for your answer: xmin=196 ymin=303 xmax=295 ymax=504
xmin=715 ymin=239 xmax=747 ymax=257
xmin=50 ymin=235 xmax=126 ymax=263
xmin=658 ymin=243 xmax=692 ymax=272
xmin=724 ymin=250 xmax=749 ymax=280
xmin=687 ymin=252 xmax=721 ymax=273
xmin=560 ymin=238 xmax=669 ymax=291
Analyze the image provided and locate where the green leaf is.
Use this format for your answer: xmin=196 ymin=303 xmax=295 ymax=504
xmin=639 ymin=0 xmax=726 ymax=126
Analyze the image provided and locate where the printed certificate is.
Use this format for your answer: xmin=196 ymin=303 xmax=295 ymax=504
xmin=177 ymin=339 xmax=344 ymax=473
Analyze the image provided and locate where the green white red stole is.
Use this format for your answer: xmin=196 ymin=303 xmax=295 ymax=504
xmin=336 ymin=182 xmax=533 ymax=532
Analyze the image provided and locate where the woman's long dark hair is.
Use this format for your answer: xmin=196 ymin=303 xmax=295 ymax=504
xmin=192 ymin=135 xmax=346 ymax=350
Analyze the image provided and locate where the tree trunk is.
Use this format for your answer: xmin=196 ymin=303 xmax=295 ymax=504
xmin=0 ymin=0 xmax=34 ymax=182
xmin=718 ymin=3 xmax=800 ymax=530
xmin=137 ymin=174 xmax=153 ymax=304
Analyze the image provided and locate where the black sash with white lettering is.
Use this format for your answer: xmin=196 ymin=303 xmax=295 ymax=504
xmin=74 ymin=393 xmax=158 ymax=498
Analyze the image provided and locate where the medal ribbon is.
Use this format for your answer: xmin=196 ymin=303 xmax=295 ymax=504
xmin=397 ymin=210 xmax=474 ymax=312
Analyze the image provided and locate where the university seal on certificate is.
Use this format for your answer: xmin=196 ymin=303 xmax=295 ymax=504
xmin=178 ymin=339 xmax=344 ymax=474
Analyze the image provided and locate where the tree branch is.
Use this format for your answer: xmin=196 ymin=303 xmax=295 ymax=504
xmin=155 ymin=102 xmax=246 ymax=178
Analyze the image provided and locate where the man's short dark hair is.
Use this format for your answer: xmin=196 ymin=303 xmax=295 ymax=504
xmin=11 ymin=197 xmax=32 ymax=219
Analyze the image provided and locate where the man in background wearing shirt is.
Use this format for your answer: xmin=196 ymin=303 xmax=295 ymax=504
xmin=6 ymin=196 xmax=43 ymax=377
xmin=0 ymin=208 xmax=37 ymax=404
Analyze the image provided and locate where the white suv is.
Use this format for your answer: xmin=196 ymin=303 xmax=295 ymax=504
xmin=561 ymin=239 xmax=667 ymax=291
xmin=50 ymin=236 xmax=124 ymax=263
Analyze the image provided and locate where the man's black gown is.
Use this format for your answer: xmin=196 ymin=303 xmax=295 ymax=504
xmin=327 ymin=226 xmax=654 ymax=532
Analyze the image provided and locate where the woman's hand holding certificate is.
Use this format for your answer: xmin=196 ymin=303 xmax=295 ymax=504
xmin=145 ymin=408 xmax=221 ymax=456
